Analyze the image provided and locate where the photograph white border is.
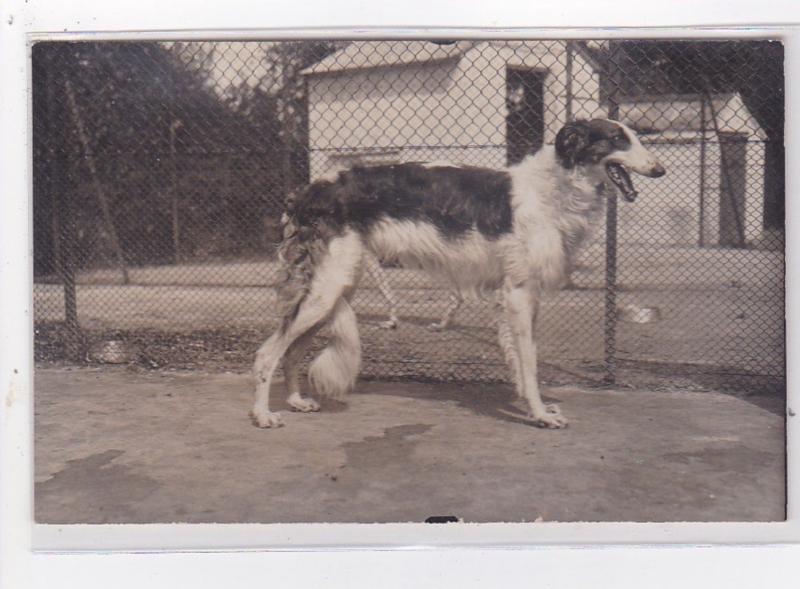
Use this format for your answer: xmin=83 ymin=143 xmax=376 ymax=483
xmin=2 ymin=1 xmax=798 ymax=587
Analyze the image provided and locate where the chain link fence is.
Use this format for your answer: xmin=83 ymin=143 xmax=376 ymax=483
xmin=32 ymin=39 xmax=785 ymax=389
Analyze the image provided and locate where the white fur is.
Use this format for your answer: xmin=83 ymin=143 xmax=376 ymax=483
xmin=307 ymin=298 xmax=361 ymax=399
xmin=368 ymin=219 xmax=504 ymax=297
xmin=421 ymin=161 xmax=463 ymax=169
xmin=506 ymin=146 xmax=605 ymax=287
xmin=613 ymin=125 xmax=662 ymax=174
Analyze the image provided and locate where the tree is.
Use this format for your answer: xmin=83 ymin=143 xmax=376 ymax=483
xmin=229 ymin=41 xmax=344 ymax=191
xmin=33 ymin=41 xmax=290 ymax=273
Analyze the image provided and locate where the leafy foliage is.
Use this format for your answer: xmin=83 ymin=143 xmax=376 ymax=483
xmin=33 ymin=42 xmax=293 ymax=273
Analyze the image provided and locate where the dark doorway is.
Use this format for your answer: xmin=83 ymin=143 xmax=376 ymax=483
xmin=506 ymin=68 xmax=546 ymax=166
xmin=718 ymin=132 xmax=748 ymax=247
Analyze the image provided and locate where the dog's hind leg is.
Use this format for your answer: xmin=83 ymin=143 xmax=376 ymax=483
xmin=252 ymin=231 xmax=363 ymax=428
xmin=429 ymin=293 xmax=462 ymax=331
xmin=367 ymin=257 xmax=400 ymax=329
xmin=502 ymin=280 xmax=568 ymax=429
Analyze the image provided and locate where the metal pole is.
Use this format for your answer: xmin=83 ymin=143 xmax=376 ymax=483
xmin=604 ymin=184 xmax=619 ymax=384
xmin=46 ymin=66 xmax=80 ymax=356
xmin=56 ymin=141 xmax=80 ymax=357
xmin=61 ymin=199 xmax=79 ymax=335
xmin=170 ymin=118 xmax=183 ymax=264
xmin=699 ymin=95 xmax=707 ymax=247
xmin=604 ymin=42 xmax=621 ymax=385
xmin=565 ymin=41 xmax=574 ymax=123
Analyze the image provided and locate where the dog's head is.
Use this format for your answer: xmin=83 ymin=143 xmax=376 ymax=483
xmin=555 ymin=119 xmax=666 ymax=202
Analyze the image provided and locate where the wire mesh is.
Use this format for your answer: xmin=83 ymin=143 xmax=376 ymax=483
xmin=32 ymin=39 xmax=785 ymax=385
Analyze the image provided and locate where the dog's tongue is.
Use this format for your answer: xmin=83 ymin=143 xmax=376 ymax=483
xmin=606 ymin=163 xmax=637 ymax=202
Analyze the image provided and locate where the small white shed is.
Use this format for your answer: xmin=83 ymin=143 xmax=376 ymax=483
xmin=302 ymin=40 xmax=602 ymax=176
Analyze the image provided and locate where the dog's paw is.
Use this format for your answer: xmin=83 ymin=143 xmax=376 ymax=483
xmin=252 ymin=408 xmax=284 ymax=428
xmin=287 ymin=392 xmax=321 ymax=413
xmin=530 ymin=404 xmax=568 ymax=429
xmin=378 ymin=318 xmax=398 ymax=330
xmin=428 ymin=321 xmax=446 ymax=331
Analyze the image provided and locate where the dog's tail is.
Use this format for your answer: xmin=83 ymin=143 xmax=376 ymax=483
xmin=308 ymin=297 xmax=361 ymax=399
xmin=275 ymin=187 xmax=361 ymax=397
xmin=274 ymin=195 xmax=326 ymax=334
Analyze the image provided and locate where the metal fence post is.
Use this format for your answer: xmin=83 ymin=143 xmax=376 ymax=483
xmin=46 ymin=67 xmax=81 ymax=359
xmin=604 ymin=42 xmax=621 ymax=385
xmin=565 ymin=41 xmax=574 ymax=123
xmin=170 ymin=118 xmax=184 ymax=264
xmin=604 ymin=187 xmax=619 ymax=384
xmin=698 ymin=95 xmax=707 ymax=247
xmin=59 ymin=186 xmax=81 ymax=360
xmin=51 ymin=150 xmax=81 ymax=360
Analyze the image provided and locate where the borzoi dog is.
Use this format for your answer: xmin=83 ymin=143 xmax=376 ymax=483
xmin=252 ymin=119 xmax=665 ymax=429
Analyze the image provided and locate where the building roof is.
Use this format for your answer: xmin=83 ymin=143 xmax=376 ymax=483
xmin=619 ymin=93 xmax=766 ymax=139
xmin=301 ymin=41 xmax=477 ymax=75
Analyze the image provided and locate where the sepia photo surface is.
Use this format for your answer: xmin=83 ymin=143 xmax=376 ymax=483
xmin=32 ymin=38 xmax=785 ymax=525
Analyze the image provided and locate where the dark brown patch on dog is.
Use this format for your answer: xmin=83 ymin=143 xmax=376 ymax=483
xmin=286 ymin=163 xmax=514 ymax=241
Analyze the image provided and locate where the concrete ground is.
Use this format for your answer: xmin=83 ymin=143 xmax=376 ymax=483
xmin=34 ymin=367 xmax=785 ymax=524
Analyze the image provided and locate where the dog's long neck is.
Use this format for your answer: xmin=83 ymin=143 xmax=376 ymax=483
xmin=511 ymin=146 xmax=606 ymax=258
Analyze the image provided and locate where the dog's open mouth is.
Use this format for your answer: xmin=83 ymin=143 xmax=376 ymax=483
xmin=605 ymin=162 xmax=637 ymax=202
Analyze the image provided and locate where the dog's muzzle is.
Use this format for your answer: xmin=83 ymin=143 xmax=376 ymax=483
xmin=606 ymin=160 xmax=666 ymax=202
xmin=647 ymin=162 xmax=666 ymax=178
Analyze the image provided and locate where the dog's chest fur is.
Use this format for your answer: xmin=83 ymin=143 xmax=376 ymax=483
xmin=501 ymin=147 xmax=605 ymax=288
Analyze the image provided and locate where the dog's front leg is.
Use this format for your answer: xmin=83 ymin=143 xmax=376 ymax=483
xmin=252 ymin=332 xmax=290 ymax=428
xmin=502 ymin=281 xmax=568 ymax=429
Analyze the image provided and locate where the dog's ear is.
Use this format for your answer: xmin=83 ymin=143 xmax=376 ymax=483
xmin=555 ymin=121 xmax=591 ymax=169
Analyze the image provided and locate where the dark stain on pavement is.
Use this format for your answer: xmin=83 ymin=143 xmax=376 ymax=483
xmin=36 ymin=449 xmax=160 ymax=524
xmin=342 ymin=424 xmax=432 ymax=469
